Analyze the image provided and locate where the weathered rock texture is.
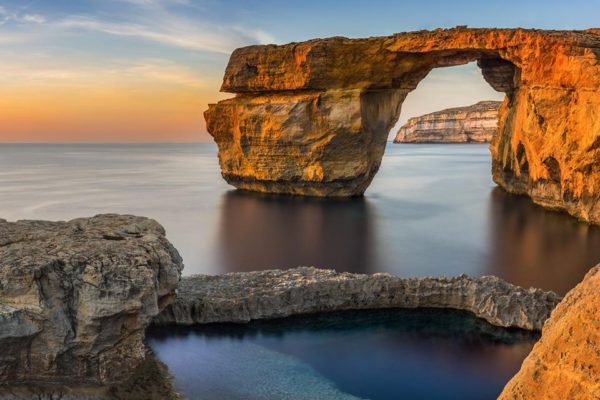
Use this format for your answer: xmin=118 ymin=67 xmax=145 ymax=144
xmin=205 ymin=27 xmax=600 ymax=224
xmin=393 ymin=100 xmax=501 ymax=143
xmin=499 ymin=264 xmax=600 ymax=399
xmin=155 ymin=267 xmax=560 ymax=331
xmin=0 ymin=214 xmax=183 ymax=386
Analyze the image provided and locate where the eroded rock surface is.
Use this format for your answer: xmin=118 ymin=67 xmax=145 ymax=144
xmin=155 ymin=267 xmax=560 ymax=331
xmin=393 ymin=101 xmax=501 ymax=143
xmin=499 ymin=264 xmax=600 ymax=399
xmin=205 ymin=27 xmax=600 ymax=224
xmin=0 ymin=214 xmax=183 ymax=386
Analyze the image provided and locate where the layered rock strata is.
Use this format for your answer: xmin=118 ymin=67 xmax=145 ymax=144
xmin=0 ymin=214 xmax=183 ymax=386
xmin=205 ymin=27 xmax=600 ymax=224
xmin=393 ymin=100 xmax=501 ymax=143
xmin=499 ymin=264 xmax=600 ymax=399
xmin=155 ymin=267 xmax=560 ymax=331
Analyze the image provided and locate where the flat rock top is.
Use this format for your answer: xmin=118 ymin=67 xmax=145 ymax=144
xmin=221 ymin=27 xmax=600 ymax=92
xmin=412 ymin=100 xmax=502 ymax=117
xmin=0 ymin=214 xmax=174 ymax=268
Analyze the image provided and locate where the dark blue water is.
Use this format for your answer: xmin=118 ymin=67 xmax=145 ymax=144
xmin=147 ymin=309 xmax=538 ymax=400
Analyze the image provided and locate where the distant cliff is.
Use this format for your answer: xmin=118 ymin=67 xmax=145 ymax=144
xmin=393 ymin=101 xmax=502 ymax=143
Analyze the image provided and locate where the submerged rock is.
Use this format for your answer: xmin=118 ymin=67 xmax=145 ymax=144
xmin=0 ymin=351 xmax=184 ymax=400
xmin=0 ymin=214 xmax=183 ymax=386
xmin=499 ymin=264 xmax=600 ymax=399
xmin=155 ymin=267 xmax=560 ymax=331
xmin=393 ymin=101 xmax=501 ymax=143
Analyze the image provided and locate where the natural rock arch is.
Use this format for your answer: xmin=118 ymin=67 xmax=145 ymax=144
xmin=205 ymin=28 xmax=600 ymax=224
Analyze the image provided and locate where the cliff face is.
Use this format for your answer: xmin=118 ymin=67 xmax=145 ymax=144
xmin=155 ymin=267 xmax=560 ymax=331
xmin=498 ymin=264 xmax=600 ymax=399
xmin=205 ymin=27 xmax=600 ymax=224
xmin=0 ymin=215 xmax=183 ymax=386
xmin=393 ymin=101 xmax=501 ymax=143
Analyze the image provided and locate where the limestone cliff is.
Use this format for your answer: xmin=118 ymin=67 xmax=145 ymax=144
xmin=205 ymin=27 xmax=600 ymax=224
xmin=498 ymin=264 xmax=600 ymax=399
xmin=393 ymin=101 xmax=501 ymax=143
xmin=0 ymin=214 xmax=183 ymax=386
xmin=155 ymin=267 xmax=560 ymax=331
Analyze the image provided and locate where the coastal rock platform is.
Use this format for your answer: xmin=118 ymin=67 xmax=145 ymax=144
xmin=155 ymin=267 xmax=560 ymax=331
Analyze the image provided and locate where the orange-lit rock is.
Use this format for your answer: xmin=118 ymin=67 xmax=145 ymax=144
xmin=205 ymin=28 xmax=600 ymax=224
xmin=498 ymin=264 xmax=600 ymax=399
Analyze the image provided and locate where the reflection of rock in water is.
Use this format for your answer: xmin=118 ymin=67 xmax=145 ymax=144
xmin=0 ymin=352 xmax=183 ymax=400
xmin=217 ymin=191 xmax=376 ymax=273
xmin=487 ymin=188 xmax=600 ymax=295
xmin=151 ymin=308 xmax=539 ymax=346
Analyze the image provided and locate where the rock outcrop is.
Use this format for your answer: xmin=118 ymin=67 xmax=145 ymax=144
xmin=205 ymin=27 xmax=600 ymax=224
xmin=498 ymin=264 xmax=600 ymax=399
xmin=0 ymin=214 xmax=183 ymax=386
xmin=155 ymin=267 xmax=560 ymax=331
xmin=393 ymin=100 xmax=501 ymax=143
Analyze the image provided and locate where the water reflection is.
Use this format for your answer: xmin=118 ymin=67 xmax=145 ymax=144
xmin=0 ymin=144 xmax=597 ymax=294
xmin=148 ymin=309 xmax=537 ymax=400
xmin=217 ymin=191 xmax=377 ymax=273
xmin=486 ymin=187 xmax=600 ymax=294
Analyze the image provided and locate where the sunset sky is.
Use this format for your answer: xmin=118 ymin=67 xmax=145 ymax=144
xmin=0 ymin=0 xmax=598 ymax=142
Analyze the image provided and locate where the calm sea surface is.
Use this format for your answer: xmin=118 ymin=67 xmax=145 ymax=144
xmin=1 ymin=143 xmax=598 ymax=399
xmin=0 ymin=143 xmax=597 ymax=294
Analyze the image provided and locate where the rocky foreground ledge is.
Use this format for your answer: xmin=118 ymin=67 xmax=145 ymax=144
xmin=499 ymin=264 xmax=600 ymax=399
xmin=155 ymin=267 xmax=560 ymax=331
xmin=0 ymin=214 xmax=183 ymax=386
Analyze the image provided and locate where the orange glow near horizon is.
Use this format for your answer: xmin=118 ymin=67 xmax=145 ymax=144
xmin=0 ymin=84 xmax=229 ymax=143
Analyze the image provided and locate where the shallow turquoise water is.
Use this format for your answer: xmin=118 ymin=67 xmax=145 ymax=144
xmin=148 ymin=309 xmax=537 ymax=400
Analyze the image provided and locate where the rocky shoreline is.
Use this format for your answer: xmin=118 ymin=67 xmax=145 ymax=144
xmin=0 ymin=213 xmax=597 ymax=399
xmin=154 ymin=267 xmax=561 ymax=331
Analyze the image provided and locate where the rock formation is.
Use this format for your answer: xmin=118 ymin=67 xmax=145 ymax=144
xmin=205 ymin=27 xmax=600 ymax=224
xmin=393 ymin=100 xmax=501 ymax=143
xmin=155 ymin=267 xmax=560 ymax=331
xmin=0 ymin=214 xmax=183 ymax=386
xmin=498 ymin=264 xmax=600 ymax=399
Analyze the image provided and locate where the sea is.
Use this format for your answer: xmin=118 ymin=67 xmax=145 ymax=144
xmin=1 ymin=143 xmax=598 ymax=399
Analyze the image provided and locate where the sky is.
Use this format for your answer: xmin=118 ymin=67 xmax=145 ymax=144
xmin=0 ymin=0 xmax=599 ymax=143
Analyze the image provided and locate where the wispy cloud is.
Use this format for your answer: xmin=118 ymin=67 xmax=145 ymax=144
xmin=22 ymin=14 xmax=45 ymax=24
xmin=0 ymin=1 xmax=275 ymax=54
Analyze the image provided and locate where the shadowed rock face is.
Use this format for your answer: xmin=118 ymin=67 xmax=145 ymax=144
xmin=393 ymin=101 xmax=501 ymax=143
xmin=0 ymin=214 xmax=183 ymax=386
xmin=499 ymin=264 xmax=600 ymax=399
xmin=205 ymin=27 xmax=600 ymax=224
xmin=154 ymin=267 xmax=561 ymax=331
